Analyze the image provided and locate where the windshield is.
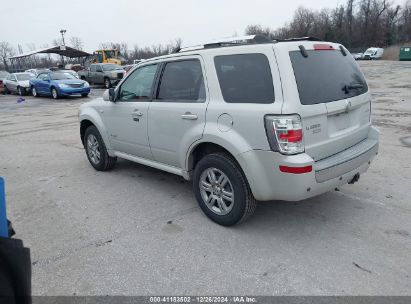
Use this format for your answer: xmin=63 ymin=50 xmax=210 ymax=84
xmin=51 ymin=72 xmax=75 ymax=80
xmin=365 ymin=49 xmax=377 ymax=55
xmin=16 ymin=74 xmax=34 ymax=81
xmin=290 ymin=50 xmax=368 ymax=105
xmin=105 ymin=51 xmax=116 ymax=59
xmin=102 ymin=64 xmax=121 ymax=71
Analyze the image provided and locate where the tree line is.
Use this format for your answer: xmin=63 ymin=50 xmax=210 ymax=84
xmin=246 ymin=0 xmax=411 ymax=50
xmin=0 ymin=38 xmax=182 ymax=71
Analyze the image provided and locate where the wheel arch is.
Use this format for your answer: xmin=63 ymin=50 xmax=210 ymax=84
xmin=186 ymin=140 xmax=246 ymax=181
xmin=79 ymin=111 xmax=112 ymax=152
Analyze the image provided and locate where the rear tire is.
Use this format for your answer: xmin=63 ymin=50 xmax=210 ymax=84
xmin=84 ymin=125 xmax=117 ymax=171
xmin=4 ymin=86 xmax=10 ymax=94
xmin=193 ymin=153 xmax=257 ymax=226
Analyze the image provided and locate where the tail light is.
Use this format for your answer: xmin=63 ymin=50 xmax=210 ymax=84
xmin=264 ymin=115 xmax=304 ymax=155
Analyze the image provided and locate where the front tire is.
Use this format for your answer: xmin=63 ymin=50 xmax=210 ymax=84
xmin=84 ymin=125 xmax=117 ymax=171
xmin=51 ymin=87 xmax=59 ymax=99
xmin=32 ymin=86 xmax=38 ymax=97
xmin=81 ymin=93 xmax=88 ymax=98
xmin=193 ymin=153 xmax=257 ymax=226
xmin=104 ymin=78 xmax=111 ymax=89
xmin=17 ymin=86 xmax=25 ymax=96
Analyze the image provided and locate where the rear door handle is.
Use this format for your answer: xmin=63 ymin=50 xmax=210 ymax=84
xmin=181 ymin=112 xmax=198 ymax=120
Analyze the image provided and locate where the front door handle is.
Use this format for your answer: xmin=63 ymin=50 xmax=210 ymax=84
xmin=132 ymin=110 xmax=144 ymax=122
xmin=181 ymin=112 xmax=198 ymax=120
xmin=132 ymin=110 xmax=144 ymax=117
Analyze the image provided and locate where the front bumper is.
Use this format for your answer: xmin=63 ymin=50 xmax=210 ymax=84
xmin=109 ymin=78 xmax=121 ymax=86
xmin=19 ymin=87 xmax=31 ymax=94
xmin=237 ymin=126 xmax=379 ymax=201
xmin=58 ymin=87 xmax=91 ymax=96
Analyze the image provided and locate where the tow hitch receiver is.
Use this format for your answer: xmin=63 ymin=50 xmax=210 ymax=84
xmin=349 ymin=173 xmax=361 ymax=185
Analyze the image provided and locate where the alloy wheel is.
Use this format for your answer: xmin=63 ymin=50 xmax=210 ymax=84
xmin=87 ymin=134 xmax=101 ymax=165
xmin=199 ymin=167 xmax=235 ymax=216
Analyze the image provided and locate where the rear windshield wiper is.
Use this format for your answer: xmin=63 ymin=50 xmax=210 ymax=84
xmin=342 ymin=83 xmax=364 ymax=94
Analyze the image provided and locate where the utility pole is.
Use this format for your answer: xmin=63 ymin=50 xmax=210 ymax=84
xmin=60 ymin=29 xmax=67 ymax=46
xmin=59 ymin=29 xmax=67 ymax=67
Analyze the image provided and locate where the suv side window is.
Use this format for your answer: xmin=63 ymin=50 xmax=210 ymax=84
xmin=214 ymin=53 xmax=274 ymax=104
xmin=90 ymin=65 xmax=96 ymax=72
xmin=156 ymin=60 xmax=205 ymax=102
xmin=95 ymin=65 xmax=103 ymax=72
xmin=118 ymin=64 xmax=158 ymax=101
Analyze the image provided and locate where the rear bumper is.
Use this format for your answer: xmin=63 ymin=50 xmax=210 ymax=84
xmin=237 ymin=126 xmax=379 ymax=201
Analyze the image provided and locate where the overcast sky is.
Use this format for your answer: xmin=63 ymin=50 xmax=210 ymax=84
xmin=1 ymin=0 xmax=404 ymax=53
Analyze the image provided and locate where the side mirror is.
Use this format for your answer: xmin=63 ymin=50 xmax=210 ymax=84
xmin=103 ymin=88 xmax=116 ymax=102
xmin=109 ymin=88 xmax=116 ymax=102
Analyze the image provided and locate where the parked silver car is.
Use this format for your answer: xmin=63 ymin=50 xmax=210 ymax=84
xmin=78 ymin=64 xmax=124 ymax=89
xmin=79 ymin=36 xmax=379 ymax=226
xmin=4 ymin=72 xmax=35 ymax=95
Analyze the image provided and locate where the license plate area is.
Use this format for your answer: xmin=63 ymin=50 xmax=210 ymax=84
xmin=328 ymin=112 xmax=350 ymax=135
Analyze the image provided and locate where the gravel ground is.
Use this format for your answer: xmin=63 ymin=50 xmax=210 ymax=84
xmin=0 ymin=62 xmax=410 ymax=296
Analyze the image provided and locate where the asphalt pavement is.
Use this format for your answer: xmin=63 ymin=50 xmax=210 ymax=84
xmin=0 ymin=63 xmax=410 ymax=296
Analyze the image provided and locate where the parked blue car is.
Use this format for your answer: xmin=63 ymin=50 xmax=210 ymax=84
xmin=30 ymin=71 xmax=90 ymax=99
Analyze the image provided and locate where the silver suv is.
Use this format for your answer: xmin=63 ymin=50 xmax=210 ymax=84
xmin=79 ymin=36 xmax=379 ymax=226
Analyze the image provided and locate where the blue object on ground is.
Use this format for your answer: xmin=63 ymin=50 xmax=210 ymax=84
xmin=17 ymin=98 xmax=25 ymax=103
xmin=0 ymin=177 xmax=8 ymax=237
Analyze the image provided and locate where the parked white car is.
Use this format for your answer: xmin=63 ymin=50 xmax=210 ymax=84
xmin=4 ymin=72 xmax=35 ymax=95
xmin=79 ymin=36 xmax=379 ymax=226
xmin=25 ymin=68 xmax=51 ymax=76
xmin=352 ymin=53 xmax=364 ymax=60
xmin=363 ymin=47 xmax=384 ymax=60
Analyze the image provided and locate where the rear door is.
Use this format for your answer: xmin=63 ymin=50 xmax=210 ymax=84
xmin=37 ymin=73 xmax=50 ymax=94
xmin=147 ymin=57 xmax=208 ymax=168
xmin=94 ymin=65 xmax=104 ymax=84
xmin=278 ymin=42 xmax=371 ymax=161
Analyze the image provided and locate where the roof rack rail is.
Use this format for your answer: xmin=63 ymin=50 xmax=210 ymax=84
xmin=173 ymin=36 xmax=324 ymax=53
xmin=273 ymin=37 xmax=323 ymax=42
xmin=174 ymin=35 xmax=272 ymax=53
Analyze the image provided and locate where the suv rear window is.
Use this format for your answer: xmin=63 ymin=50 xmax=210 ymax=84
xmin=214 ymin=54 xmax=274 ymax=104
xmin=290 ymin=50 xmax=368 ymax=105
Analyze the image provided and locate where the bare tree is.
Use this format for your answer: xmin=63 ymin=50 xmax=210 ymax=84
xmin=0 ymin=41 xmax=16 ymax=71
xmin=246 ymin=0 xmax=411 ymax=49
xmin=69 ymin=36 xmax=84 ymax=50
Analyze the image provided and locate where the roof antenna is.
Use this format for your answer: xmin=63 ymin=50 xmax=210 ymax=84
xmin=299 ymin=45 xmax=308 ymax=58
xmin=339 ymin=45 xmax=347 ymax=56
